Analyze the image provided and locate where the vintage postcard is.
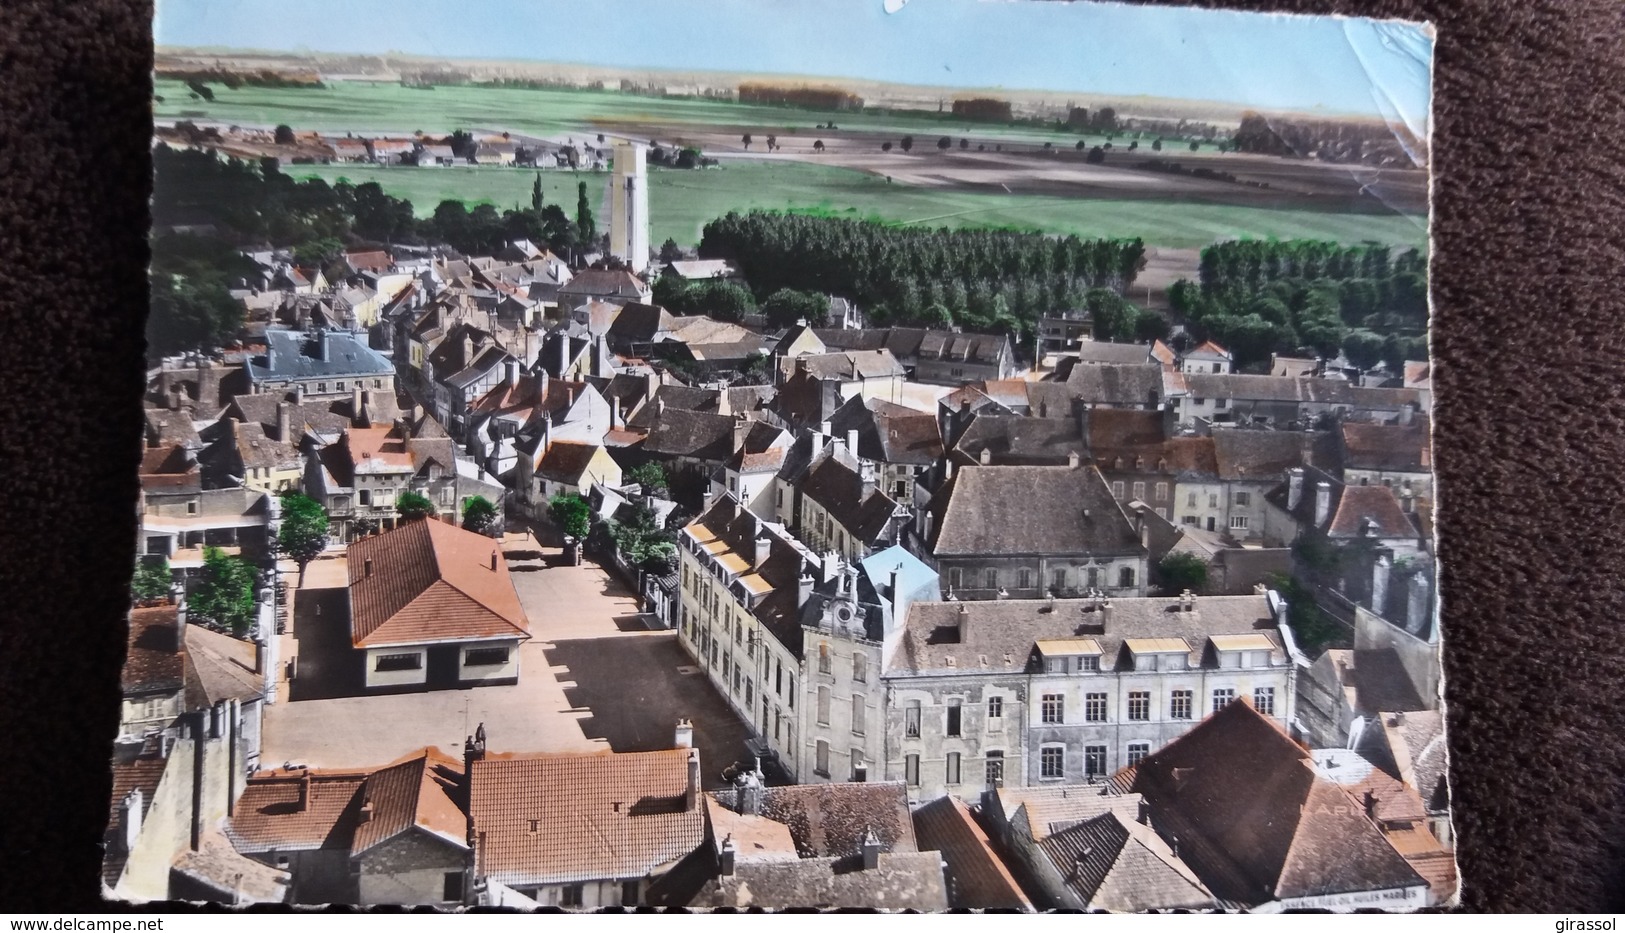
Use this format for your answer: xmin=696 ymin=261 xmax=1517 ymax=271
xmin=114 ymin=0 xmax=1447 ymax=911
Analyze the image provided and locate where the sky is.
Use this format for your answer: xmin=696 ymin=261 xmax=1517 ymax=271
xmin=155 ymin=0 xmax=1432 ymax=126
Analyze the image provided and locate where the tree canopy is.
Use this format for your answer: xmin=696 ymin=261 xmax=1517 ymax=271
xmin=277 ymin=492 xmax=330 ymax=587
xmin=190 ymin=547 xmax=257 ymax=636
xmin=549 ymin=493 xmax=592 ymax=541
xmin=624 ymin=462 xmax=670 ymax=495
xmin=397 ymin=491 xmax=436 ymax=522
xmin=131 ymin=558 xmax=173 ymax=604
xmin=761 ymin=288 xmax=831 ymax=328
xmin=1158 ymin=552 xmax=1209 ymax=595
xmin=462 ymin=495 xmax=500 ymax=536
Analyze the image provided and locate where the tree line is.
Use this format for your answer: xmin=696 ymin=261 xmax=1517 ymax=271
xmin=1168 ymin=239 xmax=1429 ymax=370
xmin=696 ymin=211 xmax=1147 ymax=338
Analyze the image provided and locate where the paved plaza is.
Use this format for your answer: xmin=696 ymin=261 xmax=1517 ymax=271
xmin=260 ymin=532 xmax=753 ymax=785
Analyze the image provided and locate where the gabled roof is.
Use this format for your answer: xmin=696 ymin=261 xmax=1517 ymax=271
xmin=1211 ymin=429 xmax=1316 ymax=481
xmin=182 ymin=624 xmax=263 ymax=708
xmin=1063 ymin=363 xmax=1166 ymax=408
xmin=926 ymin=464 xmax=1140 ymax=557
xmin=1071 ymin=342 xmax=1153 ymax=366
xmin=123 ymin=606 xmax=184 ymax=696
xmin=891 ymin=594 xmax=1279 ymax=677
xmin=536 ymin=441 xmax=606 ymax=484
xmin=1341 ymin=418 xmax=1432 ymax=473
xmin=800 ymin=455 xmax=901 ymax=545
xmin=248 ymin=329 xmax=393 ymax=382
xmin=470 ymin=748 xmax=704 ymax=887
xmin=815 ymin=327 xmax=1009 ymax=366
xmin=1119 ymin=699 xmax=1424 ymax=906
xmin=951 ymin=415 xmax=1083 ymax=466
xmin=1326 ymin=485 xmax=1415 ymax=539
xmin=713 ymin=781 xmax=918 ymax=859
xmin=1039 ymin=810 xmax=1214 ymax=911
xmin=228 ymin=767 xmax=369 ymax=854
xmin=351 ymin=747 xmax=469 ymax=856
xmin=347 ymin=520 xmax=531 ymax=648
xmin=699 ymin=851 xmax=948 ymax=911
xmin=559 ymin=269 xmax=647 ymax=299
xmin=104 ymin=750 xmax=170 ymax=887
xmin=1184 ymin=373 xmax=1421 ymax=409
xmin=641 ymin=409 xmax=738 ymax=461
xmin=911 ymin=795 xmax=1032 ymax=910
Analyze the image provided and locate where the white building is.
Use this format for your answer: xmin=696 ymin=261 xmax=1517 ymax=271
xmin=609 ymin=142 xmax=649 ymax=273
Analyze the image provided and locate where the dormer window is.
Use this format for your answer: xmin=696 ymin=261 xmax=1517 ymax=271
xmin=1035 ymin=639 xmax=1103 ymax=675
xmin=1126 ymin=638 xmax=1191 ymax=672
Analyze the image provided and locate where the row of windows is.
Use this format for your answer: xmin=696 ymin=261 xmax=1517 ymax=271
xmin=311 ymin=378 xmax=386 ymax=393
xmin=1183 ymin=491 xmax=1252 ymax=509
xmin=1039 ymin=687 xmax=1274 ymax=723
xmin=903 ymin=697 xmax=1001 ymax=738
xmin=1110 ymin=481 xmax=1170 ymax=501
xmin=901 ymin=749 xmax=1005 ymax=786
xmin=815 ymin=643 xmax=868 ymax=682
xmin=1039 ymin=743 xmax=1146 ymax=779
xmin=948 ymin=566 xmax=1136 ymax=591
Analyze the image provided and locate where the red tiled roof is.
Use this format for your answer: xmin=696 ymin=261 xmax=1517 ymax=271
xmin=911 ymin=796 xmax=1031 ymax=910
xmin=228 ymin=768 xmax=369 ymax=853
xmin=470 ymin=748 xmax=704 ymax=887
xmin=1327 ymin=485 xmax=1414 ymax=538
xmin=123 ymin=606 xmax=183 ymax=695
xmin=104 ymin=754 xmax=170 ymax=887
xmin=536 ymin=441 xmax=603 ymax=483
xmin=347 ymin=520 xmax=530 ymax=648
xmin=352 ymin=747 xmax=468 ymax=856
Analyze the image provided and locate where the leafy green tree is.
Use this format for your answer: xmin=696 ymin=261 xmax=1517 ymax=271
xmin=659 ymin=238 xmax=684 ymax=263
xmin=531 ymin=173 xmax=544 ymax=213
xmin=1151 ymin=138 xmax=1162 ymax=151
xmin=549 ymin=493 xmax=591 ymax=541
xmin=881 ymin=141 xmax=893 ymax=153
xmin=277 ymin=492 xmax=330 ymax=587
xmin=575 ymin=181 xmax=596 ymax=245
xmin=274 ymin=124 xmax=295 ymax=145
xmin=1086 ymin=146 xmax=1106 ymax=164
xmin=761 ymin=288 xmax=830 ymax=328
xmin=813 ymin=140 xmax=825 ymax=153
xmin=186 ymin=79 xmax=215 ymax=101
xmin=1341 ymin=330 xmax=1386 ymax=371
xmin=1159 ymin=553 xmax=1209 ymax=594
xmin=148 ymin=272 xmax=245 ymax=357
xmin=937 ymin=136 xmax=951 ymax=151
xmin=131 ymin=558 xmax=173 ymax=604
xmin=625 ymin=462 xmax=670 ymax=494
xmin=397 ymin=490 xmax=436 ymax=522
xmin=900 ymin=135 xmax=914 ymax=153
xmin=1265 ymin=572 xmax=1344 ymax=655
xmin=741 ymin=133 xmax=753 ymax=150
xmin=191 ymin=547 xmax=257 ymax=636
xmin=608 ymin=501 xmax=678 ymax=569
xmin=1189 ymin=140 xmax=1200 ymax=151
xmin=959 ymin=138 xmax=969 ymax=150
xmin=766 ymin=134 xmax=777 ymax=151
xmin=462 ymin=495 xmax=500 ymax=536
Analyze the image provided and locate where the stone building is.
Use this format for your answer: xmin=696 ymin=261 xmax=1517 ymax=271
xmin=916 ymin=461 xmax=1149 ymax=600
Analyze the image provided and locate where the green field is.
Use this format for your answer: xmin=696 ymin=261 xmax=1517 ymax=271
xmin=155 ymin=78 xmax=1142 ymax=148
xmin=289 ymin=161 xmax=1428 ymax=250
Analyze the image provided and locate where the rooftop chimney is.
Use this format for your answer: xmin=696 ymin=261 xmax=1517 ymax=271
xmin=254 ymin=640 xmax=265 ymax=676
xmin=490 ymin=551 xmax=499 ymax=572
xmin=1399 ymin=403 xmax=1416 ymax=426
xmin=1068 ymin=450 xmax=1080 ymax=469
xmin=505 ymin=357 xmax=521 ymax=388
xmin=736 ymin=770 xmax=764 ymax=816
xmin=318 ymin=329 xmax=331 ymax=362
xmin=352 ymin=383 xmax=364 ymax=416
xmin=957 ymin=602 xmax=971 ymax=644
xmin=297 ymin=769 xmax=312 ymax=812
xmin=358 ymin=799 xmax=374 ymax=824
xmin=611 ymin=395 xmax=623 ymax=429
xmin=797 ymin=569 xmax=816 ymax=609
xmin=1406 ymin=573 xmax=1431 ymax=635
xmin=119 ymin=788 xmax=144 ymax=854
xmin=978 ymin=447 xmax=992 ymax=465
xmin=293 ymin=383 xmax=305 ymax=405
xmin=1314 ymin=482 xmax=1332 ymax=527
xmin=846 ymin=429 xmax=859 ymax=457
xmin=753 ymin=534 xmax=770 ymax=569
xmin=277 ymin=402 xmax=292 ymax=444
xmin=860 ymin=828 xmax=881 ymax=871
xmin=718 ymin=835 xmax=737 ymax=877
xmin=1287 ymin=468 xmax=1304 ymax=511
xmin=1137 ymin=799 xmax=1151 ymax=825
xmin=1100 ymin=599 xmax=1113 ymax=628
xmin=364 ymin=558 xmax=374 ymax=578
xmin=675 ymin=718 xmax=694 ymax=749
xmin=853 ymin=761 xmax=868 ymax=783
xmin=820 ymin=419 xmax=833 ymax=439
xmin=1372 ymin=554 xmax=1391 ymax=614
xmin=1362 ymin=789 xmax=1378 ymax=820
xmin=685 ymin=747 xmax=700 ymax=812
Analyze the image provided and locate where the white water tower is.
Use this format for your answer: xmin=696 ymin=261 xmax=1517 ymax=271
xmin=609 ymin=141 xmax=649 ymax=273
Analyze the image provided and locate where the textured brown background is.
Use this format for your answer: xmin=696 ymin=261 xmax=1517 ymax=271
xmin=1 ymin=0 xmax=1619 ymax=913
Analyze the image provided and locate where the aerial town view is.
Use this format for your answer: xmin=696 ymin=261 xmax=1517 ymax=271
xmin=111 ymin=0 xmax=1450 ymax=911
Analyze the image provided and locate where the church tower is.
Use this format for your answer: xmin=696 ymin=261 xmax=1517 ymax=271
xmin=609 ymin=141 xmax=649 ymax=273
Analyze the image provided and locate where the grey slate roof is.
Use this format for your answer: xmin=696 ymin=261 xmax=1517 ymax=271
xmin=1063 ymin=362 xmax=1166 ymax=408
xmin=1184 ymin=373 xmax=1421 ymax=409
xmin=698 ymin=850 xmax=949 ymax=910
xmin=1039 ymin=811 xmax=1214 ymax=911
xmin=247 ymin=329 xmax=393 ymax=383
xmin=891 ymin=594 xmax=1280 ymax=678
xmin=925 ymin=464 xmax=1139 ymax=557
